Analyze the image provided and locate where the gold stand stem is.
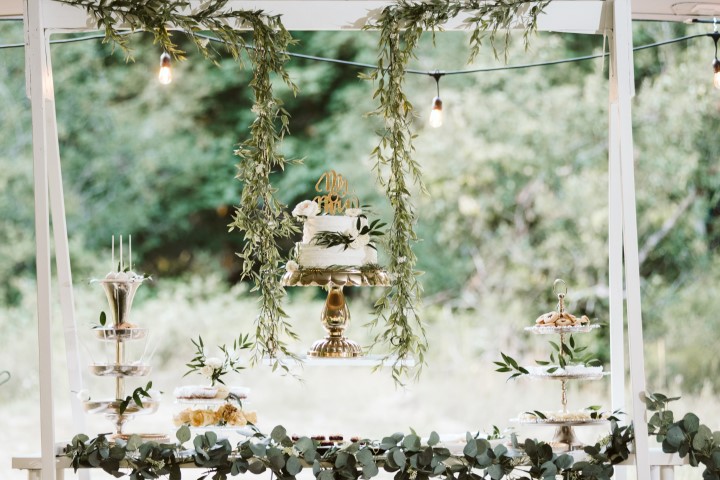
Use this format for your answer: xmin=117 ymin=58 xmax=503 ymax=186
xmin=307 ymin=286 xmax=362 ymax=358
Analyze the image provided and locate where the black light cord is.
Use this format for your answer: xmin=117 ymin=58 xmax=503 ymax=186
xmin=0 ymin=28 xmax=712 ymax=77
xmin=0 ymin=30 xmax=137 ymax=49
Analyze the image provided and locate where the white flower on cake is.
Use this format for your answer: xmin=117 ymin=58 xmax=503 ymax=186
xmin=185 ymin=335 xmax=252 ymax=386
xmin=346 ymin=208 xmax=362 ymax=217
xmin=292 ymin=200 xmax=320 ymax=218
xmin=352 ymin=234 xmax=371 ymax=249
xmin=285 ymin=260 xmax=299 ymax=273
xmin=205 ymin=357 xmax=223 ymax=369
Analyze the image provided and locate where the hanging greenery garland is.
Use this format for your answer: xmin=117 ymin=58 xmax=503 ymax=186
xmin=227 ymin=17 xmax=301 ymax=370
xmin=55 ymin=0 xmax=551 ymax=380
xmin=365 ymin=0 xmax=552 ymax=382
xmin=54 ymin=0 xmax=301 ymax=369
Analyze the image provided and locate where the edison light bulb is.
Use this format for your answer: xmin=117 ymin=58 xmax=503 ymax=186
xmin=429 ymin=96 xmax=443 ymax=128
xmin=714 ymin=58 xmax=720 ymax=90
xmin=158 ymin=52 xmax=172 ymax=85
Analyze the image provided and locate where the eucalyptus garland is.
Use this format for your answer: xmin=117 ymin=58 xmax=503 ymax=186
xmin=365 ymin=0 xmax=551 ymax=383
xmin=60 ymin=393 xmax=720 ymax=479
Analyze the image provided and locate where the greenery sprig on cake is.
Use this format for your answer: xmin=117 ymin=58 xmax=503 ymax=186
xmin=184 ymin=335 xmax=252 ymax=387
xmin=312 ymin=217 xmax=386 ymax=251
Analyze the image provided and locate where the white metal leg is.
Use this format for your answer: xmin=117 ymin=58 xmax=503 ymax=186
xmin=608 ymin=79 xmax=627 ymax=480
xmin=44 ymin=41 xmax=88 ymax=443
xmin=24 ymin=0 xmax=57 ymax=478
xmin=610 ymin=1 xmax=651 ymax=479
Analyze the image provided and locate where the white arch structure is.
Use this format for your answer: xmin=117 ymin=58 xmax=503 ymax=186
xmin=11 ymin=0 xmax=720 ymax=478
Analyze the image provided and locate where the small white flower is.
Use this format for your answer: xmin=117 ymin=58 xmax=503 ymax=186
xmin=286 ymin=260 xmax=299 ymax=272
xmin=205 ymin=357 xmax=223 ymax=369
xmin=292 ymin=200 xmax=320 ymax=218
xmin=76 ymin=389 xmax=91 ymax=402
xmin=397 ymin=256 xmax=407 ymax=264
xmin=200 ymin=365 xmax=214 ymax=378
xmin=345 ymin=208 xmax=362 ymax=217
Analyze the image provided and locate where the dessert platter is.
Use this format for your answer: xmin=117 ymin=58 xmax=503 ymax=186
xmin=282 ymin=170 xmax=389 ymax=358
xmin=173 ymin=385 xmax=257 ymax=432
xmin=504 ymin=279 xmax=609 ymax=450
xmin=173 ymin=335 xmax=258 ymax=434
xmin=83 ymin=236 xmax=165 ymax=441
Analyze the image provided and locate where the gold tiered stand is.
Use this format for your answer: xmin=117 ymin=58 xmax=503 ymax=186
xmin=517 ymin=279 xmax=607 ymax=450
xmin=282 ymin=268 xmax=390 ymax=358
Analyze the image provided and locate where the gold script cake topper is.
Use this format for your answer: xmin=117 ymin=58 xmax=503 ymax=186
xmin=313 ymin=170 xmax=359 ymax=214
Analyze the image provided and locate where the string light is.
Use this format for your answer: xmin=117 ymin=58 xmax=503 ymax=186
xmin=158 ymin=52 xmax=172 ymax=85
xmin=429 ymin=71 xmax=444 ymax=128
xmin=708 ymin=19 xmax=720 ymax=90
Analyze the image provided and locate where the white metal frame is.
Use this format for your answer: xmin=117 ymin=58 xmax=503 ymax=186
xmin=21 ymin=1 xmax=651 ymax=479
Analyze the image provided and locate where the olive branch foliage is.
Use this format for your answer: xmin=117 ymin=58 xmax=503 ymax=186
xmin=495 ymin=335 xmax=603 ymax=380
xmin=57 ymin=0 xmax=551 ymax=382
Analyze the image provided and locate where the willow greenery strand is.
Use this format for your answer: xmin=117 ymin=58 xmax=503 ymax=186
xmin=228 ymin=15 xmax=300 ymax=371
xmin=364 ymin=0 xmax=551 ymax=384
xmin=58 ymin=0 xmax=301 ymax=370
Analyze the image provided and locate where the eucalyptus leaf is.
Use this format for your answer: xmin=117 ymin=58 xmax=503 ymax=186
xmin=666 ymin=425 xmax=686 ymax=448
xmin=392 ymin=448 xmax=406 ymax=467
xmin=286 ymin=455 xmax=302 ymax=475
xmin=363 ymin=462 xmax=380 ymax=478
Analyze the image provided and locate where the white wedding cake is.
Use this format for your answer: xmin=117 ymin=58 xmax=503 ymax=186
xmin=289 ymin=170 xmax=385 ymax=271
xmin=295 ymin=212 xmax=378 ymax=268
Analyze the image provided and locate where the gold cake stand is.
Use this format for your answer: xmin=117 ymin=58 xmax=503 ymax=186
xmin=282 ymin=268 xmax=391 ymax=358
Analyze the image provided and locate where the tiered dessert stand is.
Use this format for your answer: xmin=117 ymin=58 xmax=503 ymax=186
xmin=515 ymin=280 xmax=607 ymax=450
xmin=282 ymin=268 xmax=390 ymax=358
xmin=174 ymin=387 xmax=255 ymax=435
xmin=84 ymin=237 xmax=164 ymax=441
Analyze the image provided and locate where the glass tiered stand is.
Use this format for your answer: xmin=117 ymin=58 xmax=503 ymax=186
xmin=84 ymin=269 xmax=165 ymax=441
xmin=515 ymin=280 xmax=607 ymax=450
xmin=282 ymin=268 xmax=390 ymax=357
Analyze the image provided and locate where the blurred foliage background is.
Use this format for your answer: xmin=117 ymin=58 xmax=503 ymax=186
xmin=2 ymin=20 xmax=720 ymax=468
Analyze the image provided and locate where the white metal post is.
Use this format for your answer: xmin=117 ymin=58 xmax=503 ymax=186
xmin=608 ymin=30 xmax=627 ymax=480
xmin=24 ymin=0 xmax=57 ymax=478
xmin=44 ymin=43 xmax=89 ymax=449
xmin=610 ymin=1 xmax=651 ymax=479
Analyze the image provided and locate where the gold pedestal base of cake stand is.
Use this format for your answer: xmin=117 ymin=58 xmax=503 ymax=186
xmin=282 ymin=268 xmax=390 ymax=359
